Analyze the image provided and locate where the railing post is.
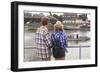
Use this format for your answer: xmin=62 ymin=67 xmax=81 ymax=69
xmin=79 ymin=45 xmax=82 ymax=59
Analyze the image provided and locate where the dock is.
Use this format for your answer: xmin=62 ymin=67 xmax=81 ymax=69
xmin=68 ymin=37 xmax=90 ymax=41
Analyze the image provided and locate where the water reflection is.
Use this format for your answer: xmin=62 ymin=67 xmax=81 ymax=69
xmin=24 ymin=27 xmax=90 ymax=47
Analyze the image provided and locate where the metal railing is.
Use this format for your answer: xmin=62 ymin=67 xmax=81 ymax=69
xmin=24 ymin=45 xmax=91 ymax=60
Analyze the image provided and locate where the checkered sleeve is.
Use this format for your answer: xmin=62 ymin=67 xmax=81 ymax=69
xmin=43 ymin=30 xmax=51 ymax=48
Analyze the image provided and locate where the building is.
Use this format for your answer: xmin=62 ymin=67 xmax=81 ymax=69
xmin=62 ymin=13 xmax=78 ymax=21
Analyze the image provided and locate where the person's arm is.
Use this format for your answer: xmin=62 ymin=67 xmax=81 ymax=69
xmin=50 ymin=33 xmax=54 ymax=48
xmin=64 ymin=33 xmax=68 ymax=52
xmin=43 ymin=30 xmax=51 ymax=48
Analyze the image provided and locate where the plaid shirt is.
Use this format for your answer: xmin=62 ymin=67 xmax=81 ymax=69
xmin=35 ymin=26 xmax=51 ymax=59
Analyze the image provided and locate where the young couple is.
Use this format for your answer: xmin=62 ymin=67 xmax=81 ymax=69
xmin=35 ymin=16 xmax=68 ymax=61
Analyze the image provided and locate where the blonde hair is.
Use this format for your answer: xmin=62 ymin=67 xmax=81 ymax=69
xmin=54 ymin=21 xmax=64 ymax=31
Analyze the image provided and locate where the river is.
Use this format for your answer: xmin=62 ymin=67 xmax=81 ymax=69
xmin=24 ymin=26 xmax=91 ymax=61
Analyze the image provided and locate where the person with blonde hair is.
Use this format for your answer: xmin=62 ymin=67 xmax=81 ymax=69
xmin=51 ymin=21 xmax=68 ymax=60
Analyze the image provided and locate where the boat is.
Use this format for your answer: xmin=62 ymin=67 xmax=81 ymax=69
xmin=68 ymin=36 xmax=90 ymax=41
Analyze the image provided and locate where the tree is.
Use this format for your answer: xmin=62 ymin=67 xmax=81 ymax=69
xmin=79 ymin=14 xmax=87 ymax=21
xmin=53 ymin=14 xmax=59 ymax=19
xmin=49 ymin=12 xmax=52 ymax=16
xmin=58 ymin=15 xmax=63 ymax=22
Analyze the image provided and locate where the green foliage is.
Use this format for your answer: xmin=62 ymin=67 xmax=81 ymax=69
xmin=79 ymin=14 xmax=87 ymax=21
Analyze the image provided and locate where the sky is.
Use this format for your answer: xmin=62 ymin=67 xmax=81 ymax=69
xmin=24 ymin=10 xmax=64 ymax=16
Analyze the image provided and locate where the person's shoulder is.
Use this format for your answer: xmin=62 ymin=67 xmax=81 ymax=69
xmin=62 ymin=31 xmax=67 ymax=35
xmin=41 ymin=26 xmax=48 ymax=32
xmin=61 ymin=32 xmax=67 ymax=38
xmin=52 ymin=31 xmax=56 ymax=35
